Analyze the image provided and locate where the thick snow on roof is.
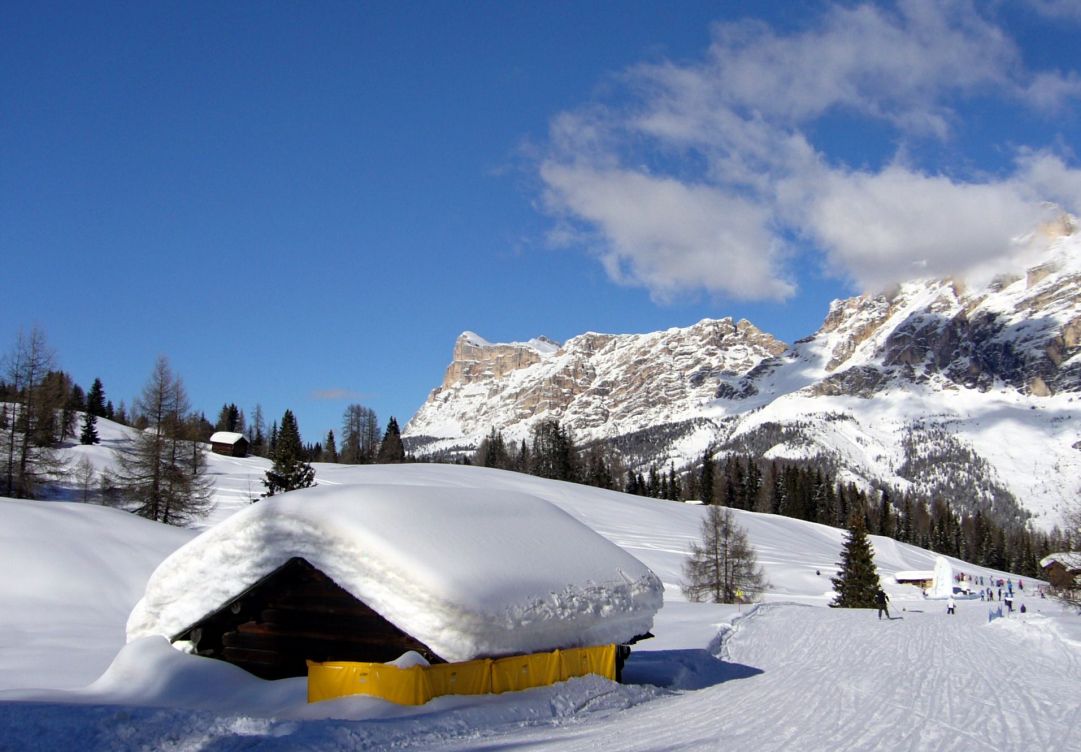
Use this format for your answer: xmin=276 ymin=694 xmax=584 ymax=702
xmin=209 ymin=432 xmax=246 ymax=445
xmin=127 ymin=483 xmax=663 ymax=662
xmin=1040 ymin=552 xmax=1081 ymax=569
xmin=893 ymin=570 xmax=933 ymax=582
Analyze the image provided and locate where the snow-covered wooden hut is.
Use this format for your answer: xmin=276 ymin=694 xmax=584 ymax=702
xmin=1040 ymin=552 xmax=1081 ymax=591
xmin=209 ymin=431 xmax=249 ymax=457
xmin=127 ymin=484 xmax=663 ymax=682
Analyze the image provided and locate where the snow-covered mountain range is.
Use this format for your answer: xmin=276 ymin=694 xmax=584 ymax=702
xmin=405 ymin=217 xmax=1081 ymax=529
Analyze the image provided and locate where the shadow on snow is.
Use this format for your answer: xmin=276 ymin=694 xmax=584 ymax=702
xmin=623 ymin=649 xmax=763 ymax=691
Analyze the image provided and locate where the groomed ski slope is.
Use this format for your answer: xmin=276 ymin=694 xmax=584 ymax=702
xmin=466 ymin=602 xmax=1081 ymax=752
xmin=2 ymin=601 xmax=1076 ymax=751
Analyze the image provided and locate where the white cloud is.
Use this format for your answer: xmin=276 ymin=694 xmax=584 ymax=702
xmin=1026 ymin=0 xmax=1081 ymax=22
xmin=541 ymin=163 xmax=793 ymax=302
xmin=311 ymin=388 xmax=366 ymax=402
xmin=783 ymin=164 xmax=1048 ymax=292
xmin=539 ymin=1 xmax=1081 ymax=300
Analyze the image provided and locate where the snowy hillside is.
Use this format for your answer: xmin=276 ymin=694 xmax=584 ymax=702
xmin=1 ymin=459 xmax=1079 ymax=751
xmin=404 ymin=220 xmax=1081 ymax=529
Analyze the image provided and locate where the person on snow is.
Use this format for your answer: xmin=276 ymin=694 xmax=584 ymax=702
xmin=1004 ymin=593 xmax=1014 ymax=613
xmin=875 ymin=588 xmax=890 ymax=620
xmin=946 ymin=596 xmax=956 ymax=615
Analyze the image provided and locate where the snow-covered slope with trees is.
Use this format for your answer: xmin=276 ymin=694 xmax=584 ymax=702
xmin=405 ymin=218 xmax=1081 ymax=529
xmin=1 ymin=463 xmax=1078 ymax=751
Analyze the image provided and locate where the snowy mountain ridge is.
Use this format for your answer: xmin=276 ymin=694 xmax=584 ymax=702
xmin=405 ymin=218 xmax=1081 ymax=529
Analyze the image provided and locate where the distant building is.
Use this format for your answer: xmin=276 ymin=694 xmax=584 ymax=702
xmin=1040 ymin=552 xmax=1081 ymax=592
xmin=893 ymin=570 xmax=934 ymax=590
xmin=209 ymin=431 xmax=249 ymax=457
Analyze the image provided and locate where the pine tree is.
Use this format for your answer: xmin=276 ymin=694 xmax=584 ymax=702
xmin=830 ymin=512 xmax=882 ymax=608
xmin=79 ymin=410 xmax=99 ymax=445
xmin=375 ymin=416 xmax=406 ymax=464
xmin=529 ymin=419 xmax=576 ymax=480
xmin=682 ymin=506 xmax=766 ymax=603
xmin=474 ymin=427 xmax=511 ymax=469
xmin=323 ymin=430 xmax=338 ymax=463
xmin=86 ymin=378 xmax=107 ymax=418
xmin=263 ymin=409 xmax=315 ymax=497
xmin=248 ymin=403 xmax=267 ymax=457
xmin=215 ymin=403 xmax=242 ymax=433
xmin=699 ymin=450 xmax=715 ymax=504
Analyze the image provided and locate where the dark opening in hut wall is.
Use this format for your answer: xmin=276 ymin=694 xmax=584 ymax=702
xmin=174 ymin=557 xmax=442 ymax=680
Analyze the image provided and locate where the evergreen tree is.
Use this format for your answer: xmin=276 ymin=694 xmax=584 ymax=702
xmin=583 ymin=443 xmax=614 ymax=490
xmin=215 ymin=403 xmax=242 ymax=433
xmin=263 ymin=409 xmax=315 ymax=496
xmin=323 ymin=430 xmax=338 ymax=463
xmin=247 ymin=403 xmax=267 ymax=457
xmin=79 ymin=410 xmax=99 ymax=445
xmin=474 ymin=427 xmax=511 ymax=469
xmin=375 ymin=417 xmax=406 ymax=464
xmin=682 ymin=506 xmax=766 ymax=603
xmin=830 ymin=512 xmax=882 ymax=608
xmin=767 ymin=461 xmax=785 ymax=514
xmin=86 ymin=378 xmax=107 ymax=418
xmin=878 ymin=489 xmax=895 ymax=538
xmin=699 ymin=450 xmax=715 ymax=504
xmin=529 ymin=419 xmax=576 ymax=481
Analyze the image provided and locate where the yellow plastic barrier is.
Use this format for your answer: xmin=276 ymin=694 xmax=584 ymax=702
xmin=490 ymin=650 xmax=561 ymax=694
xmin=559 ymin=644 xmax=617 ymax=682
xmin=308 ymin=644 xmax=617 ymax=705
xmin=307 ymin=661 xmax=434 ymax=705
xmin=427 ymin=657 xmax=492 ymax=697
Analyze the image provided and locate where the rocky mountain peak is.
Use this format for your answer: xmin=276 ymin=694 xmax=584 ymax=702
xmin=406 ymin=317 xmax=788 ymax=445
xmin=404 ymin=221 xmax=1081 ymax=530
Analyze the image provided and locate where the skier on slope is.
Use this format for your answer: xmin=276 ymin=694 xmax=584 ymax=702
xmin=946 ymin=595 xmax=956 ymax=615
xmin=875 ymin=588 xmax=890 ymax=620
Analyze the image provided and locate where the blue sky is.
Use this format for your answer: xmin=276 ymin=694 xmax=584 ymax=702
xmin=3 ymin=1 xmax=1081 ymax=445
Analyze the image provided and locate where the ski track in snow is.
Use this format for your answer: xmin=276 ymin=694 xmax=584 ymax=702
xmin=2 ymin=603 xmax=1076 ymax=752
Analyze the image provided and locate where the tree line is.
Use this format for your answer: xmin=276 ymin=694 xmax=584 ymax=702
xmin=452 ymin=421 xmax=1068 ymax=580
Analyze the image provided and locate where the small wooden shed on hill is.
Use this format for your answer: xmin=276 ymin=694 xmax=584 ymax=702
xmin=127 ymin=482 xmax=663 ymax=685
xmin=209 ymin=431 xmax=249 ymax=457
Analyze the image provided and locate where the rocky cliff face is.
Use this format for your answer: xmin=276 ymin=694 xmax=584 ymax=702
xmin=405 ymin=219 xmax=1081 ymax=529
xmin=406 ymin=318 xmax=787 ymax=443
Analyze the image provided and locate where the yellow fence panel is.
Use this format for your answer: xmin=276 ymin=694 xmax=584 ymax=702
xmin=427 ymin=658 xmax=493 ymax=697
xmin=307 ymin=660 xmax=433 ymax=705
xmin=490 ymin=650 xmax=561 ymax=694
xmin=559 ymin=644 xmax=616 ymax=681
xmin=309 ymin=643 xmax=618 ymax=705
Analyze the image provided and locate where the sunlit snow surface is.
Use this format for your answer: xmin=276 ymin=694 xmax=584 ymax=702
xmin=1 ymin=439 xmax=1079 ymax=751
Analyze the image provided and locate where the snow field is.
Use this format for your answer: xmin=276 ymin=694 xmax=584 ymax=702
xmin=0 ymin=458 xmax=1078 ymax=751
